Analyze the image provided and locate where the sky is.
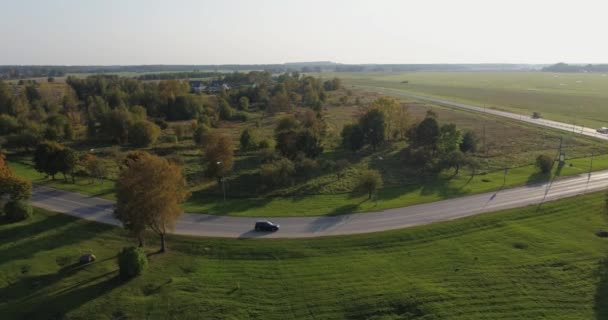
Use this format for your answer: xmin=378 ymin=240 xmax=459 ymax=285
xmin=1 ymin=0 xmax=606 ymax=65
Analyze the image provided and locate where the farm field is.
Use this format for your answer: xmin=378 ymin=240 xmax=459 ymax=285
xmin=2 ymin=192 xmax=608 ymax=319
xmin=324 ymin=71 xmax=608 ymax=129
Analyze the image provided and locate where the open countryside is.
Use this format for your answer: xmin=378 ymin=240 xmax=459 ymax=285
xmin=2 ymin=1 xmax=608 ymax=319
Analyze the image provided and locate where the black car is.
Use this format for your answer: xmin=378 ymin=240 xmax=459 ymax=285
xmin=254 ymin=220 xmax=280 ymax=232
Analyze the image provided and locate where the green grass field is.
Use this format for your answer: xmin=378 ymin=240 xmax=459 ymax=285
xmin=2 ymin=192 xmax=608 ymax=319
xmin=325 ymin=71 xmax=608 ymax=129
xmin=10 ymin=151 xmax=608 ymax=217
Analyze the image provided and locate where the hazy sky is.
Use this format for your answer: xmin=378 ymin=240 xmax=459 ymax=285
xmin=1 ymin=0 xmax=606 ymax=65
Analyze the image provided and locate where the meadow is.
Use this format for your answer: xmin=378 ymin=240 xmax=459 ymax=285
xmin=326 ymin=71 xmax=608 ymax=129
xmin=2 ymin=192 xmax=608 ymax=319
xmin=9 ymin=93 xmax=608 ymax=217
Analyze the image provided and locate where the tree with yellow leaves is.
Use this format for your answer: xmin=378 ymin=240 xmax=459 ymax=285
xmin=114 ymin=151 xmax=190 ymax=252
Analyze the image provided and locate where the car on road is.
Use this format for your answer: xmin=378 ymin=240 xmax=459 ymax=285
xmin=597 ymin=127 xmax=608 ymax=134
xmin=254 ymin=220 xmax=280 ymax=232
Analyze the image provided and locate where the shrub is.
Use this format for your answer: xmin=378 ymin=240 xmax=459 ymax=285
xmin=240 ymin=128 xmax=259 ymax=152
xmin=4 ymin=201 xmax=33 ymax=222
xmin=118 ymin=246 xmax=148 ymax=279
xmin=161 ymin=134 xmax=178 ymax=144
xmin=130 ymin=120 xmax=161 ymax=147
xmin=295 ymin=157 xmax=319 ymax=178
xmin=532 ymin=112 xmax=542 ymax=119
xmin=193 ymin=124 xmax=210 ymax=146
xmin=536 ymin=154 xmax=553 ymax=174
xmin=260 ymin=158 xmax=295 ymax=187
xmin=356 ymin=169 xmax=383 ymax=199
xmin=258 ymin=138 xmax=274 ymax=150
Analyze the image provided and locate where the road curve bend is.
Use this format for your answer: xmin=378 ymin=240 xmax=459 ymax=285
xmin=30 ymin=170 xmax=608 ymax=238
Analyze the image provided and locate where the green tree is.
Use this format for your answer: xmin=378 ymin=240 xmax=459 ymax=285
xmin=193 ymin=124 xmax=210 ymax=146
xmin=359 ymin=109 xmax=386 ymax=150
xmin=0 ymin=114 xmax=20 ymax=135
xmin=341 ymin=123 xmax=365 ymax=151
xmin=117 ymin=246 xmax=148 ymax=279
xmin=460 ymin=131 xmax=478 ymax=153
xmin=129 ymin=120 xmax=161 ymax=147
xmin=33 ymin=141 xmax=65 ymax=180
xmin=239 ymin=96 xmax=250 ymax=111
xmin=356 ymin=169 xmax=383 ymax=199
xmin=437 ymin=124 xmax=462 ymax=154
xmin=536 ymin=154 xmax=553 ymax=174
xmin=240 ymin=128 xmax=258 ymax=152
xmin=410 ymin=116 xmax=440 ymax=149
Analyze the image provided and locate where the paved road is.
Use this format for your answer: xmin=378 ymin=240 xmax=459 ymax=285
xmin=30 ymin=169 xmax=608 ymax=238
xmin=357 ymin=86 xmax=608 ymax=141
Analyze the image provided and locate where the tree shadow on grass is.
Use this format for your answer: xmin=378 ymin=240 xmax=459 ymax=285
xmin=526 ymin=172 xmax=551 ymax=186
xmin=594 ymin=257 xmax=608 ymax=319
xmin=17 ymin=271 xmax=124 ymax=319
xmin=0 ymin=214 xmax=114 ymax=267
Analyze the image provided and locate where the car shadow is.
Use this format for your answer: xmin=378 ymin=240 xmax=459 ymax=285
xmin=237 ymin=230 xmax=275 ymax=239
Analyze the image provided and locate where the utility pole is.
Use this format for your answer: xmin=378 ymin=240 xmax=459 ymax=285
xmin=589 ymin=152 xmax=594 ymax=176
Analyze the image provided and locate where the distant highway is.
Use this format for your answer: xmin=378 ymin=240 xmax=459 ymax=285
xmin=30 ymin=169 xmax=608 ymax=238
xmin=357 ymin=86 xmax=608 ymax=141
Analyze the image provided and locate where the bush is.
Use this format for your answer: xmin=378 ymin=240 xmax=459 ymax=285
xmin=260 ymin=158 xmax=295 ymax=187
xmin=239 ymin=128 xmax=259 ymax=151
xmin=117 ymin=246 xmax=148 ymax=279
xmin=536 ymin=154 xmax=553 ymax=174
xmin=258 ymin=138 xmax=274 ymax=150
xmin=532 ymin=112 xmax=542 ymax=119
xmin=4 ymin=201 xmax=33 ymax=222
xmin=356 ymin=169 xmax=383 ymax=199
xmin=193 ymin=124 xmax=210 ymax=146
xmin=130 ymin=120 xmax=161 ymax=147
xmin=295 ymin=157 xmax=319 ymax=178
xmin=161 ymin=134 xmax=178 ymax=144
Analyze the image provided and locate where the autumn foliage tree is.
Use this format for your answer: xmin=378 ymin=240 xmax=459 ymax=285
xmin=203 ymin=131 xmax=234 ymax=184
xmin=114 ymin=151 xmax=190 ymax=252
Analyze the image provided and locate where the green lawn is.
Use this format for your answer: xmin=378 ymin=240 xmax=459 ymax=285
xmin=2 ymin=192 xmax=608 ymax=319
xmin=10 ymin=153 xmax=608 ymax=217
xmin=325 ymin=71 xmax=608 ymax=129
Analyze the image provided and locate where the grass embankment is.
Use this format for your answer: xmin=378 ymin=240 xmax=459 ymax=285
xmin=330 ymin=71 xmax=608 ymax=129
xmin=2 ymin=193 xmax=608 ymax=319
xmin=10 ymin=153 xmax=608 ymax=217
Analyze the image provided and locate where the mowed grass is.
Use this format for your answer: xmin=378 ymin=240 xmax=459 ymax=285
xmin=10 ymin=152 xmax=608 ymax=217
xmin=2 ymin=193 xmax=608 ymax=319
xmin=326 ymin=71 xmax=608 ymax=128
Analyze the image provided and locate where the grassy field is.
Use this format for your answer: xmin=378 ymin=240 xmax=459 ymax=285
xmin=10 ymin=150 xmax=608 ymax=217
xmin=2 ymin=192 xmax=608 ymax=319
xmin=324 ymin=71 xmax=608 ymax=129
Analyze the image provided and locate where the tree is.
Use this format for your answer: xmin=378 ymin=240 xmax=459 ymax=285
xmin=371 ymin=97 xmax=410 ymax=140
xmin=239 ymin=96 xmax=250 ymax=111
xmin=356 ymin=169 xmax=383 ymax=199
xmin=58 ymin=147 xmax=79 ymax=183
xmin=193 ymin=124 xmax=210 ymax=146
xmin=0 ymin=114 xmax=20 ymax=135
xmin=460 ymin=131 xmax=478 ymax=153
xmin=117 ymin=246 xmax=148 ymax=279
xmin=439 ymin=150 xmax=466 ymax=175
xmin=359 ymin=109 xmax=386 ymax=150
xmin=203 ymin=132 xmax=234 ymax=183
xmin=437 ymin=124 xmax=462 ymax=154
xmin=115 ymin=152 xmax=189 ymax=251
xmin=260 ymin=157 xmax=295 ymax=187
xmin=536 ymin=154 xmax=553 ymax=174
xmin=341 ymin=123 xmax=365 ymax=152
xmin=0 ymin=153 xmax=32 ymax=201
xmin=410 ymin=116 xmax=440 ymax=149
xmin=33 ymin=141 xmax=65 ymax=180
xmin=129 ymin=120 xmax=161 ymax=147
xmin=240 ymin=128 xmax=258 ymax=151
xmin=218 ymin=99 xmax=235 ymax=120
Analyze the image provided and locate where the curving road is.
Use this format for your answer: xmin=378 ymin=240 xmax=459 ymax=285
xmin=357 ymin=86 xmax=608 ymax=141
xmin=30 ymin=169 xmax=608 ymax=238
